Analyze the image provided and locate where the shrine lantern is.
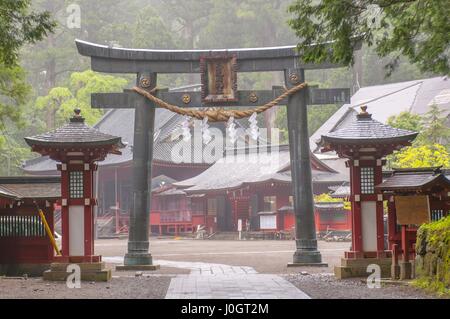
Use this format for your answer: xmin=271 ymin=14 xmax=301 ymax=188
xmin=318 ymin=106 xmax=417 ymax=279
xmin=25 ymin=109 xmax=124 ymax=266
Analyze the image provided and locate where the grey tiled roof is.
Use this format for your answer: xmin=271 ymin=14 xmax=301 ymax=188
xmin=174 ymin=146 xmax=347 ymax=193
xmin=314 ymin=202 xmax=344 ymax=210
xmin=24 ymin=113 xmax=123 ymax=148
xmin=0 ymin=176 xmax=61 ymax=200
xmin=330 ymin=185 xmax=350 ymax=198
xmin=22 ymin=92 xmax=253 ymax=173
xmin=376 ymin=168 xmax=450 ymax=191
xmin=310 ymin=76 xmax=450 ymax=153
xmin=319 ymin=110 xmax=418 ymax=145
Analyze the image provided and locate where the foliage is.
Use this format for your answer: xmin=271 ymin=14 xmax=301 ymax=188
xmin=0 ymin=0 xmax=55 ymax=151
xmin=391 ymin=144 xmax=450 ymax=169
xmin=34 ymin=70 xmax=128 ymax=129
xmin=421 ymin=104 xmax=450 ymax=145
xmin=387 ymin=111 xmax=422 ymax=132
xmin=0 ymin=65 xmax=29 ymax=136
xmin=314 ymin=193 xmax=351 ymax=210
xmin=387 ymin=105 xmax=450 ymax=168
xmin=275 ymin=103 xmax=339 ymax=142
xmin=414 ymin=216 xmax=450 ymax=297
xmin=288 ymin=0 xmax=450 ymax=75
xmin=0 ymin=0 xmax=55 ymax=65
xmin=132 ymin=6 xmax=176 ymax=49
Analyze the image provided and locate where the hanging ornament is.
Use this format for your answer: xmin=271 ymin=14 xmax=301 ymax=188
xmin=227 ymin=116 xmax=238 ymax=144
xmin=181 ymin=116 xmax=192 ymax=142
xmin=202 ymin=117 xmax=212 ymax=145
xmin=248 ymin=112 xmax=259 ymax=141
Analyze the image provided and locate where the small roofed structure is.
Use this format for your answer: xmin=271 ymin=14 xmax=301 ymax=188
xmin=318 ymin=105 xmax=418 ymax=279
xmin=376 ymin=167 xmax=450 ymax=280
xmin=319 ymin=106 xmax=418 ymax=157
xmin=0 ymin=176 xmax=60 ymax=276
xmin=25 ymin=109 xmax=124 ymax=281
xmin=25 ymin=108 xmax=124 ymax=161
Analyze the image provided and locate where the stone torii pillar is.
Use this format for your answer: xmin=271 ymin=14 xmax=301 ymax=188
xmin=75 ymin=39 xmax=352 ymax=269
xmin=119 ymin=72 xmax=159 ymax=270
xmin=286 ymin=69 xmax=326 ymax=266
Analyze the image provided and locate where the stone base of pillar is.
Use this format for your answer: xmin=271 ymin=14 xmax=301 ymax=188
xmin=334 ymin=257 xmax=391 ymax=279
xmin=115 ymin=253 xmax=160 ymax=271
xmin=116 ymin=264 xmax=160 ymax=271
xmin=391 ymin=264 xmax=400 ymax=280
xmin=399 ymin=261 xmax=413 ymax=280
xmin=287 ymin=250 xmax=328 ymax=267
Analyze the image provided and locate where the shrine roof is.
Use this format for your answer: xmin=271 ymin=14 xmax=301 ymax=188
xmin=151 ymin=175 xmax=177 ymax=191
xmin=329 ymin=185 xmax=351 ymax=198
xmin=311 ymin=76 xmax=450 ymax=154
xmin=22 ymin=85 xmax=254 ymax=173
xmin=0 ymin=176 xmax=60 ymax=200
xmin=174 ymin=145 xmax=347 ymax=193
xmin=318 ymin=106 xmax=418 ymax=146
xmin=155 ymin=188 xmax=186 ymax=196
xmin=376 ymin=167 xmax=450 ymax=191
xmin=24 ymin=109 xmax=124 ymax=149
xmin=314 ymin=202 xmax=345 ymax=210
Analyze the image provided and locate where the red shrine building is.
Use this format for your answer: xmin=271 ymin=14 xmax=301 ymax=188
xmin=0 ymin=176 xmax=60 ymax=276
xmin=169 ymin=144 xmax=349 ymax=235
xmin=319 ymin=105 xmax=419 ymax=278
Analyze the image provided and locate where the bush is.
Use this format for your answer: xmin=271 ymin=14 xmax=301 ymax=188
xmin=413 ymin=216 xmax=450 ymax=297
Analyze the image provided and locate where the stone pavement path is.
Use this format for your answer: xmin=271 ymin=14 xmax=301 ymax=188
xmin=104 ymin=257 xmax=310 ymax=299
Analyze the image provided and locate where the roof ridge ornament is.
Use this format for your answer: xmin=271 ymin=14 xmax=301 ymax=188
xmin=70 ymin=108 xmax=85 ymax=123
xmin=357 ymin=105 xmax=371 ymax=120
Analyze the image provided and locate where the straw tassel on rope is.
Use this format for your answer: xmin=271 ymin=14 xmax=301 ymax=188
xmin=132 ymin=82 xmax=307 ymax=122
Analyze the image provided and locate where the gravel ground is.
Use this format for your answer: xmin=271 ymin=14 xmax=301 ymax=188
xmin=284 ymin=273 xmax=441 ymax=299
xmin=0 ymin=239 xmax=443 ymax=299
xmin=0 ymin=275 xmax=172 ymax=299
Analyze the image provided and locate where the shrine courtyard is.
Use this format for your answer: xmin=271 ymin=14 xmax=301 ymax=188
xmin=0 ymin=238 xmax=438 ymax=299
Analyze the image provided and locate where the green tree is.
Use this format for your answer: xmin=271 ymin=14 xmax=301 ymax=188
xmin=275 ymin=104 xmax=339 ymax=143
xmin=421 ymin=104 xmax=450 ymax=146
xmin=132 ymin=6 xmax=177 ymax=49
xmin=387 ymin=111 xmax=422 ymax=132
xmin=0 ymin=0 xmax=55 ymax=159
xmin=34 ymin=70 xmax=129 ymax=129
xmin=392 ymin=144 xmax=450 ymax=168
xmin=0 ymin=0 xmax=55 ymax=65
xmin=288 ymin=0 xmax=450 ymax=75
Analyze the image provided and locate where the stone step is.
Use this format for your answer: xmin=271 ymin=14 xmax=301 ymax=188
xmin=43 ymin=269 xmax=112 ymax=282
xmin=341 ymin=257 xmax=391 ymax=268
xmin=335 ymin=264 xmax=391 ymax=279
xmin=209 ymin=232 xmax=239 ymax=240
xmin=50 ymin=262 xmax=106 ymax=272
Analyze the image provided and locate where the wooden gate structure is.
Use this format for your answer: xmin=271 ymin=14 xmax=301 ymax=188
xmin=76 ymin=39 xmax=351 ymax=268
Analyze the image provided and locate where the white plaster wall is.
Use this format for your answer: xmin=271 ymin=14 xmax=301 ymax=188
xmin=361 ymin=201 xmax=377 ymax=252
xmin=69 ymin=205 xmax=85 ymax=256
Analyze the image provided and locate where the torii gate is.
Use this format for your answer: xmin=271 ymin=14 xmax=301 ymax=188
xmin=76 ymin=39 xmax=350 ymax=269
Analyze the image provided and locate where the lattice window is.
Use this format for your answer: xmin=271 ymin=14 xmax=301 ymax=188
xmin=360 ymin=167 xmax=375 ymax=194
xmin=69 ymin=171 xmax=84 ymax=198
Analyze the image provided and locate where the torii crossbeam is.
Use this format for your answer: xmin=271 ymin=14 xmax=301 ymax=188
xmin=76 ymin=39 xmax=350 ymax=268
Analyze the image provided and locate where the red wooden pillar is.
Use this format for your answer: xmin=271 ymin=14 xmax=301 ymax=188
xmin=349 ymin=160 xmax=363 ymax=255
xmin=387 ymin=197 xmax=397 ymax=250
xmin=83 ymin=165 xmax=95 ymax=257
xmin=58 ymin=163 xmax=70 ymax=258
xmin=374 ymin=159 xmax=385 ymax=257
